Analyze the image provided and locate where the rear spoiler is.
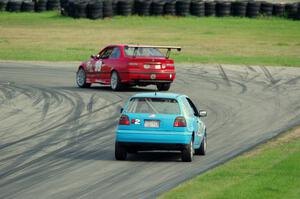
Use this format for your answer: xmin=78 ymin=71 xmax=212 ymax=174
xmin=125 ymin=45 xmax=181 ymax=51
xmin=124 ymin=45 xmax=181 ymax=58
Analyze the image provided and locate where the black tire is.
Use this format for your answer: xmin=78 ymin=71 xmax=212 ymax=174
xmin=182 ymin=140 xmax=193 ymax=162
xmin=115 ymin=142 xmax=127 ymax=160
xmin=111 ymin=71 xmax=122 ymax=91
xmin=195 ymin=133 xmax=207 ymax=155
xmin=164 ymin=0 xmax=176 ymax=15
xmin=6 ymin=0 xmax=22 ymax=12
xmin=156 ymin=83 xmax=171 ymax=91
xmin=21 ymin=1 xmax=35 ymax=12
xmin=76 ymin=68 xmax=91 ymax=88
xmin=205 ymin=1 xmax=216 ymax=16
xmin=35 ymin=0 xmax=47 ymax=12
xmin=0 ymin=0 xmax=8 ymax=11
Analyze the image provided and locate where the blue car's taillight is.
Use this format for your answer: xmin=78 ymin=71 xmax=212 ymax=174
xmin=174 ymin=116 xmax=186 ymax=127
xmin=119 ymin=115 xmax=130 ymax=125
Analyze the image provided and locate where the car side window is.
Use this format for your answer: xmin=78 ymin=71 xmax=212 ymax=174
xmin=109 ymin=47 xmax=121 ymax=59
xmin=181 ymin=98 xmax=194 ymax=117
xmin=99 ymin=48 xmax=113 ymax=59
xmin=186 ymin=97 xmax=199 ymax=117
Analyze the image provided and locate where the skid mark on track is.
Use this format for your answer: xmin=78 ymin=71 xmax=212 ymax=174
xmin=217 ymin=65 xmax=231 ymax=86
xmin=260 ymin=66 xmax=281 ymax=85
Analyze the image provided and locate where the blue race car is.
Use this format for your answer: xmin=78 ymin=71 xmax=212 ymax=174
xmin=115 ymin=92 xmax=207 ymax=162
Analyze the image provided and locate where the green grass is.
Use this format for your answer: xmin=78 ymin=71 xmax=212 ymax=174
xmin=0 ymin=12 xmax=300 ymax=66
xmin=159 ymin=127 xmax=300 ymax=199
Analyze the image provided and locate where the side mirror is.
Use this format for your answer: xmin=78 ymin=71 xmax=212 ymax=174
xmin=199 ymin=110 xmax=207 ymax=117
xmin=120 ymin=108 xmax=124 ymax=113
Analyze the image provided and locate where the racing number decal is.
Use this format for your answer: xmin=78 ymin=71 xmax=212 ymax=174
xmin=95 ymin=60 xmax=102 ymax=72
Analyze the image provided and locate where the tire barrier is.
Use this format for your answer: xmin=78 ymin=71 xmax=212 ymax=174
xmin=6 ymin=0 xmax=22 ymax=12
xmin=285 ymin=3 xmax=298 ymax=19
xmin=35 ymin=0 xmax=47 ymax=12
xmin=1 ymin=0 xmax=300 ymax=21
xmin=117 ymin=0 xmax=132 ymax=16
xmin=22 ymin=0 xmax=34 ymax=11
xmin=135 ymin=0 xmax=151 ymax=16
xmin=164 ymin=0 xmax=176 ymax=15
xmin=47 ymin=0 xmax=60 ymax=10
xmin=232 ymin=1 xmax=247 ymax=17
xmin=216 ymin=1 xmax=231 ymax=17
xmin=87 ymin=0 xmax=103 ymax=19
xmin=191 ymin=0 xmax=205 ymax=17
xmin=0 ymin=0 xmax=8 ymax=11
xmin=246 ymin=1 xmax=260 ymax=17
xmin=205 ymin=1 xmax=216 ymax=16
xmin=103 ymin=0 xmax=113 ymax=17
xmin=176 ymin=0 xmax=190 ymax=16
xmin=151 ymin=0 xmax=164 ymax=16
xmin=260 ymin=1 xmax=273 ymax=16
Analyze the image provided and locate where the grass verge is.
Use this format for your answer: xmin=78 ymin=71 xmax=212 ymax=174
xmin=0 ymin=12 xmax=300 ymax=66
xmin=159 ymin=126 xmax=300 ymax=199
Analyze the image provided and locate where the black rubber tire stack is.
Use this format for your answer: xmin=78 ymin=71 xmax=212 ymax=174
xmin=216 ymin=1 xmax=231 ymax=17
xmin=60 ymin=0 xmax=69 ymax=15
xmin=0 ymin=0 xmax=8 ymax=11
xmin=205 ymin=1 xmax=215 ymax=16
xmin=103 ymin=0 xmax=113 ymax=17
xmin=295 ymin=3 xmax=300 ymax=20
xmin=232 ymin=1 xmax=247 ymax=17
xmin=272 ymin=3 xmax=285 ymax=17
xmin=72 ymin=0 xmax=88 ymax=18
xmin=87 ymin=0 xmax=103 ymax=19
xmin=35 ymin=0 xmax=47 ymax=12
xmin=151 ymin=0 xmax=165 ymax=16
xmin=6 ymin=0 xmax=22 ymax=12
xmin=135 ymin=0 xmax=151 ymax=16
xmin=176 ymin=0 xmax=190 ymax=16
xmin=246 ymin=1 xmax=260 ymax=18
xmin=260 ymin=1 xmax=273 ymax=16
xmin=285 ymin=3 xmax=298 ymax=19
xmin=22 ymin=1 xmax=35 ymax=11
xmin=164 ymin=0 xmax=176 ymax=15
xmin=117 ymin=0 xmax=132 ymax=16
xmin=47 ymin=0 xmax=60 ymax=10
xmin=190 ymin=0 xmax=204 ymax=17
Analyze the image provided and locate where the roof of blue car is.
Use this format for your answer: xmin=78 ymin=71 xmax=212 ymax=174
xmin=131 ymin=92 xmax=183 ymax=99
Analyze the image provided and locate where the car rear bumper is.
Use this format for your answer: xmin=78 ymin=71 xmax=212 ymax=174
xmin=120 ymin=71 xmax=175 ymax=84
xmin=116 ymin=129 xmax=192 ymax=145
xmin=117 ymin=142 xmax=189 ymax=151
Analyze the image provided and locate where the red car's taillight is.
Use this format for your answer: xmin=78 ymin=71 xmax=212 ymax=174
xmin=174 ymin=117 xmax=186 ymax=127
xmin=119 ymin=115 xmax=130 ymax=125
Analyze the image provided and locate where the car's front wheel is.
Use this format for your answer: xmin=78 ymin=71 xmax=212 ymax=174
xmin=182 ymin=140 xmax=193 ymax=162
xmin=157 ymin=83 xmax=171 ymax=91
xmin=76 ymin=68 xmax=91 ymax=88
xmin=111 ymin=71 xmax=122 ymax=91
xmin=115 ymin=142 xmax=127 ymax=160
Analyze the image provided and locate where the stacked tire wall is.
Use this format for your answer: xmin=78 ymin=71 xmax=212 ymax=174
xmin=0 ymin=0 xmax=300 ymax=21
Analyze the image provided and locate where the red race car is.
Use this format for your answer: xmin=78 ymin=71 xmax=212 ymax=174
xmin=76 ymin=44 xmax=181 ymax=91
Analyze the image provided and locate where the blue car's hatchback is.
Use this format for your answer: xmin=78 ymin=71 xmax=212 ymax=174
xmin=115 ymin=92 xmax=207 ymax=162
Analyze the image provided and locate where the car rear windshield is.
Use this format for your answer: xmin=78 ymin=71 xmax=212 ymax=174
xmin=126 ymin=97 xmax=180 ymax=114
xmin=124 ymin=47 xmax=165 ymax=57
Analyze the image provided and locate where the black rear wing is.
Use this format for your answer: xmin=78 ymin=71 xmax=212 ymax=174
xmin=124 ymin=45 xmax=181 ymax=58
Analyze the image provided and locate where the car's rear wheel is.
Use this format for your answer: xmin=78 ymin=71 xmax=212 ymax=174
xmin=156 ymin=83 xmax=171 ymax=91
xmin=195 ymin=133 xmax=207 ymax=155
xmin=76 ymin=68 xmax=91 ymax=88
xmin=182 ymin=140 xmax=193 ymax=162
xmin=111 ymin=71 xmax=122 ymax=91
xmin=115 ymin=142 xmax=127 ymax=160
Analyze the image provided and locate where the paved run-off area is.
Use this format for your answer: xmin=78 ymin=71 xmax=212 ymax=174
xmin=0 ymin=62 xmax=300 ymax=198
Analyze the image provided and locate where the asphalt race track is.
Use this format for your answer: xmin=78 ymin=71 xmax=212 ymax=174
xmin=1 ymin=61 xmax=300 ymax=199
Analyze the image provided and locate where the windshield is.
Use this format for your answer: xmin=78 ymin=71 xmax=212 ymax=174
xmin=126 ymin=98 xmax=180 ymax=114
xmin=124 ymin=47 xmax=165 ymax=57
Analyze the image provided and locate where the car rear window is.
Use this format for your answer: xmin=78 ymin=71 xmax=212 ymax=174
xmin=124 ymin=47 xmax=164 ymax=57
xmin=126 ymin=97 xmax=180 ymax=114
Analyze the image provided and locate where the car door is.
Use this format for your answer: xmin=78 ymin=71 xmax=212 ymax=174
xmin=93 ymin=47 xmax=114 ymax=83
xmin=186 ymin=97 xmax=203 ymax=148
xmin=101 ymin=46 xmax=122 ymax=81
